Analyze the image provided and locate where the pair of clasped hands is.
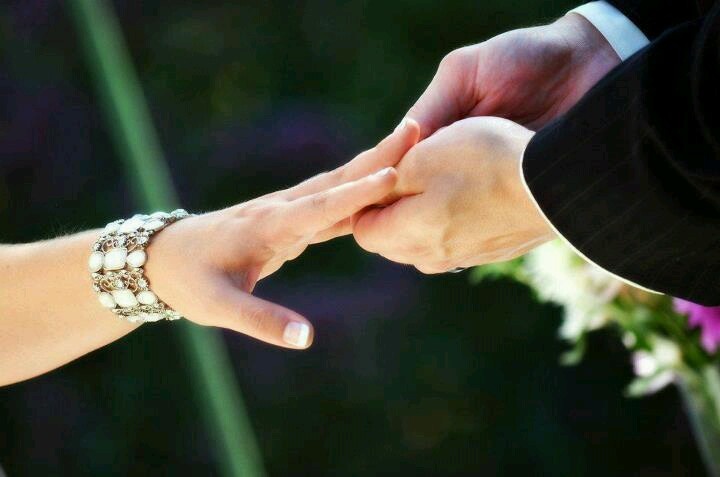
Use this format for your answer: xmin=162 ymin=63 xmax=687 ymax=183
xmin=148 ymin=14 xmax=620 ymax=349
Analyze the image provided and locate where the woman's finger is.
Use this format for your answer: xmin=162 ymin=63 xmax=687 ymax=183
xmin=277 ymin=167 xmax=398 ymax=237
xmin=309 ymin=217 xmax=353 ymax=244
xmin=277 ymin=119 xmax=419 ymax=201
xmin=209 ymin=279 xmax=314 ymax=349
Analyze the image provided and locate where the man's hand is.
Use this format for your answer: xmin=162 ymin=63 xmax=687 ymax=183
xmin=405 ymin=13 xmax=620 ymax=138
xmin=353 ymin=117 xmax=556 ymax=273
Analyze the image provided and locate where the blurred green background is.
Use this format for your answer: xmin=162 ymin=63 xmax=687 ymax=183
xmin=0 ymin=0 xmax=706 ymax=475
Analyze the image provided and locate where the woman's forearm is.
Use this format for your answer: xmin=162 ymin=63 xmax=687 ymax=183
xmin=0 ymin=120 xmax=416 ymax=386
xmin=0 ymin=232 xmax=138 ymax=385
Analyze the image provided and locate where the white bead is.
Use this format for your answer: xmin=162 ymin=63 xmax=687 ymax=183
xmin=97 ymin=292 xmax=116 ymax=308
xmin=136 ymin=290 xmax=158 ymax=305
xmin=104 ymin=221 xmax=121 ymax=234
xmin=143 ymin=219 xmax=165 ymax=231
xmin=139 ymin=312 xmax=163 ymax=322
xmin=119 ymin=217 xmax=145 ymax=233
xmin=112 ymin=289 xmax=138 ymax=308
xmin=88 ymin=251 xmax=104 ymax=272
xmin=150 ymin=211 xmax=170 ymax=219
xmin=103 ymin=248 xmax=127 ymax=270
xmin=126 ymin=250 xmax=147 ymax=268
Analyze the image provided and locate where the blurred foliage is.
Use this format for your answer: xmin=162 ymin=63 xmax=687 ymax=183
xmin=0 ymin=0 xmax=705 ymax=475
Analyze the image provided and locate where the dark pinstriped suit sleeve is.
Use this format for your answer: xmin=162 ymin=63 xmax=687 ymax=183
xmin=607 ymin=0 xmax=702 ymax=39
xmin=522 ymin=10 xmax=720 ymax=305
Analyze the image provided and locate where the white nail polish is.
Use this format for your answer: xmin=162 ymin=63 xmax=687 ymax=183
xmin=283 ymin=322 xmax=310 ymax=347
xmin=373 ymin=167 xmax=393 ymax=177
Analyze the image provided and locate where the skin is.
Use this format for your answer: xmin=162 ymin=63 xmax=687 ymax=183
xmin=0 ymin=120 xmax=420 ymax=386
xmin=355 ymin=117 xmax=552 ymax=273
xmin=353 ymin=13 xmax=622 ymax=272
xmin=406 ymin=14 xmax=621 ymax=137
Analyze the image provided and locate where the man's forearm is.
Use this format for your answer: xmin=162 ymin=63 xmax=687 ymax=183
xmin=522 ymin=10 xmax=720 ymax=305
xmin=0 ymin=232 xmax=138 ymax=385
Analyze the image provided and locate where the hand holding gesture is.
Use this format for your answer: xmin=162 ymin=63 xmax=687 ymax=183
xmin=145 ymin=120 xmax=420 ymax=348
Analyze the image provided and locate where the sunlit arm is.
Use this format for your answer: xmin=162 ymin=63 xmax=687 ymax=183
xmin=0 ymin=233 xmax=138 ymax=385
xmin=0 ymin=120 xmax=418 ymax=386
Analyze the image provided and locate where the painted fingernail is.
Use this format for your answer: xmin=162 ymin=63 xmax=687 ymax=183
xmin=373 ymin=167 xmax=394 ymax=177
xmin=394 ymin=118 xmax=408 ymax=132
xmin=283 ymin=322 xmax=311 ymax=347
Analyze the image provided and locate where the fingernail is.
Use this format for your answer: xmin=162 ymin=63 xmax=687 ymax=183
xmin=283 ymin=322 xmax=311 ymax=347
xmin=394 ymin=118 xmax=408 ymax=132
xmin=373 ymin=167 xmax=394 ymax=177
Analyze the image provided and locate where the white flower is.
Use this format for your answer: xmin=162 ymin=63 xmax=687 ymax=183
xmin=627 ymin=370 xmax=675 ymax=396
xmin=629 ymin=336 xmax=682 ymax=395
xmin=524 ymin=240 xmax=623 ymax=341
xmin=633 ymin=351 xmax=659 ymax=377
xmin=647 ymin=371 xmax=675 ymax=393
xmin=633 ymin=336 xmax=682 ymax=374
xmin=623 ymin=332 xmax=637 ymax=348
xmin=651 ymin=337 xmax=682 ymax=368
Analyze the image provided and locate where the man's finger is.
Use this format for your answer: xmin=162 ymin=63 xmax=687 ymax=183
xmin=405 ymin=48 xmax=478 ymax=139
xmin=209 ymin=280 xmax=314 ymax=349
xmin=279 ymin=167 xmax=398 ymax=237
xmin=278 ymin=119 xmax=419 ymax=201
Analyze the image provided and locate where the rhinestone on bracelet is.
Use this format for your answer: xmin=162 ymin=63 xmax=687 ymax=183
xmin=88 ymin=209 xmax=192 ymax=323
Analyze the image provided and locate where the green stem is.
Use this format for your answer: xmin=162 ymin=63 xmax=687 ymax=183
xmin=678 ymin=366 xmax=720 ymax=477
xmin=66 ymin=1 xmax=265 ymax=476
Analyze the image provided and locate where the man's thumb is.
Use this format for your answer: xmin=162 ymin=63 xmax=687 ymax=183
xmin=405 ymin=48 xmax=476 ymax=139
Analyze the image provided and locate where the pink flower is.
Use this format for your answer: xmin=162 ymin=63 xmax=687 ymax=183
xmin=674 ymin=299 xmax=720 ymax=353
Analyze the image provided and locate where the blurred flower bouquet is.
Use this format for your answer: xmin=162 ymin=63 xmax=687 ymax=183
xmin=473 ymin=240 xmax=720 ymax=476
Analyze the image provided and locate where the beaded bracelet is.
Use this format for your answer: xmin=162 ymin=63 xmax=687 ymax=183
xmin=88 ymin=209 xmax=192 ymax=323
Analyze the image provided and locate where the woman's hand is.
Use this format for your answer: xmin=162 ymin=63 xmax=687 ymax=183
xmin=145 ymin=119 xmax=420 ymax=349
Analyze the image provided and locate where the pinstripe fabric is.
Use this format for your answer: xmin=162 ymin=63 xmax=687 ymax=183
xmin=607 ymin=0 xmax=704 ymax=39
xmin=522 ymin=3 xmax=720 ymax=305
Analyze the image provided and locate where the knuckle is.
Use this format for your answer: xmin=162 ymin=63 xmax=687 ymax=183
xmin=439 ymin=47 xmax=471 ymax=73
xmin=312 ymin=193 xmax=339 ymax=227
xmin=250 ymin=238 xmax=277 ymax=260
xmin=311 ymin=194 xmax=332 ymax=221
xmin=236 ymin=201 xmax=275 ymax=221
xmin=242 ymin=305 xmax=273 ymax=335
xmin=332 ymin=165 xmax=350 ymax=183
xmin=311 ymin=192 xmax=328 ymax=210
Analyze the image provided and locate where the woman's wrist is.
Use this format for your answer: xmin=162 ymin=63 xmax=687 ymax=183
xmin=88 ymin=210 xmax=193 ymax=323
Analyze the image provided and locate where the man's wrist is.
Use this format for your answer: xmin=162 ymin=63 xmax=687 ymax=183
xmin=552 ymin=12 xmax=621 ymax=65
xmin=567 ymin=1 xmax=649 ymax=60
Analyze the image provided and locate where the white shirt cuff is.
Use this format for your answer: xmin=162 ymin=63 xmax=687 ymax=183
xmin=568 ymin=1 xmax=650 ymax=60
